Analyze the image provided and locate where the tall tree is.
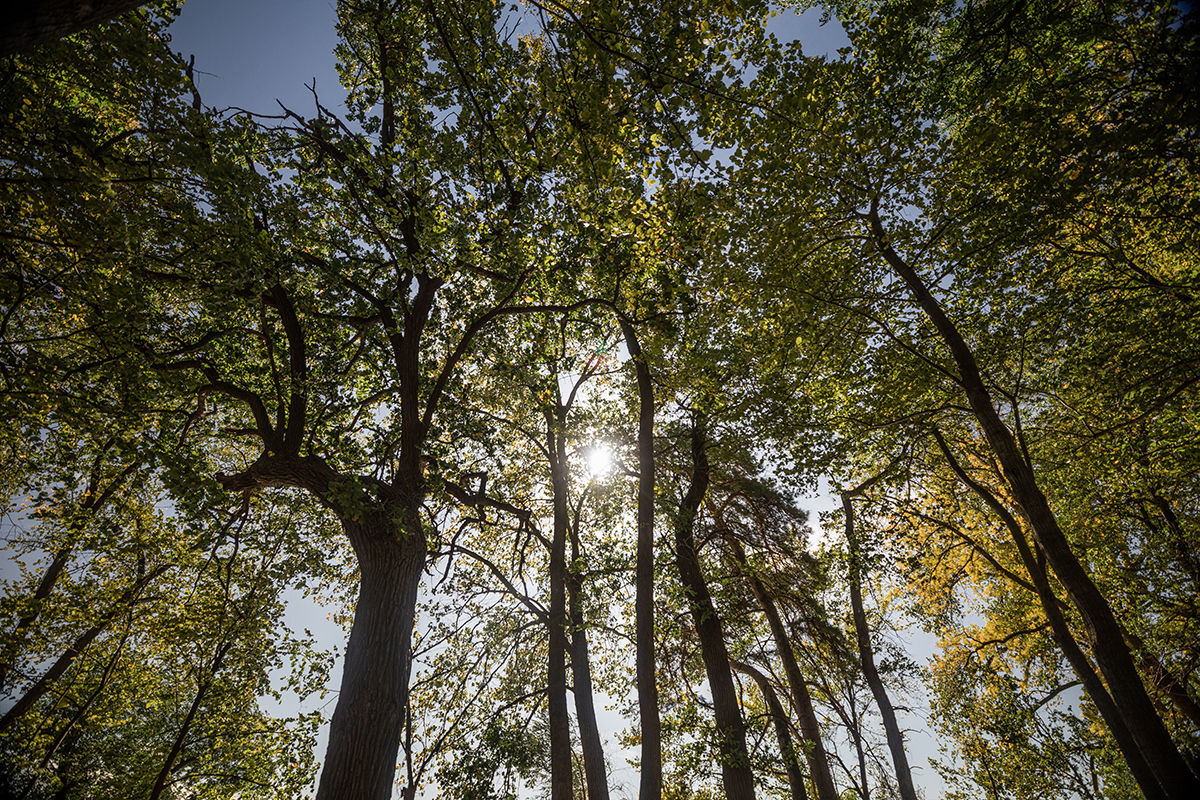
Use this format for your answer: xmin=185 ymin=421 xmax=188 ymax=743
xmin=670 ymin=413 xmax=756 ymax=800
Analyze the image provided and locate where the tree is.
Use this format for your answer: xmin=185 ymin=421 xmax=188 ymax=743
xmin=705 ymin=0 xmax=1200 ymax=793
xmin=0 ymin=0 xmax=155 ymax=55
xmin=669 ymin=413 xmax=757 ymax=800
xmin=6 ymin=0 xmax=1200 ymax=797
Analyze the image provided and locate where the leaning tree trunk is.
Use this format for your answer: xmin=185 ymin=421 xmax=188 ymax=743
xmin=0 ymin=565 xmax=166 ymax=734
xmin=0 ymin=454 xmax=140 ymax=694
xmin=570 ymin=521 xmax=611 ymax=800
xmin=722 ymin=535 xmax=840 ymax=800
xmin=546 ymin=410 xmax=575 ymax=800
xmin=618 ymin=316 xmax=662 ymax=800
xmin=675 ymin=416 xmax=756 ymax=800
xmin=934 ymin=431 xmax=1167 ymax=800
xmin=870 ymin=208 xmax=1200 ymax=798
xmin=840 ymin=492 xmax=918 ymax=800
xmin=731 ymin=660 xmax=809 ymax=800
xmin=314 ymin=513 xmax=425 ymax=800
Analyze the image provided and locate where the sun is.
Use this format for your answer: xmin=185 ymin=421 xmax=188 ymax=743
xmin=584 ymin=446 xmax=614 ymax=478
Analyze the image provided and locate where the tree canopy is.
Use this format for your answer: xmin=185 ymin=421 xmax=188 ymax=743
xmin=2 ymin=1 xmax=1198 ymax=799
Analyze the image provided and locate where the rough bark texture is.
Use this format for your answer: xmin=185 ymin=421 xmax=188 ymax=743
xmin=216 ymin=453 xmax=429 ymax=800
xmin=840 ymin=493 xmax=918 ymax=800
xmin=723 ymin=536 xmax=839 ymax=800
xmin=870 ymin=210 xmax=1200 ymax=798
xmin=675 ymin=417 xmax=755 ymax=800
xmin=618 ymin=317 xmax=661 ymax=800
xmin=731 ymin=660 xmax=809 ymax=800
xmin=314 ymin=516 xmax=424 ymax=800
xmin=1 ymin=0 xmax=150 ymax=55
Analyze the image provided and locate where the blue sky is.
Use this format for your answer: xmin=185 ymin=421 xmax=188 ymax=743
xmin=167 ymin=1 xmax=850 ymax=114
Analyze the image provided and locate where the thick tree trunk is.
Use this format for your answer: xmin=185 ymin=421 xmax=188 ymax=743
xmin=731 ymin=660 xmax=809 ymax=800
xmin=1 ymin=0 xmax=150 ymax=55
xmin=840 ymin=494 xmax=918 ymax=800
xmin=314 ymin=515 xmax=425 ymax=800
xmin=617 ymin=317 xmax=661 ymax=800
xmin=675 ymin=417 xmax=756 ymax=800
xmin=570 ymin=522 xmax=610 ymax=800
xmin=723 ymin=536 xmax=839 ymax=800
xmin=870 ymin=212 xmax=1200 ymax=798
xmin=546 ymin=412 xmax=575 ymax=800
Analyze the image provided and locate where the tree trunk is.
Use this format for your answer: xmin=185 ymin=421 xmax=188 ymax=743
xmin=314 ymin=514 xmax=425 ymax=800
xmin=675 ymin=416 xmax=756 ymax=800
xmin=36 ymin=625 xmax=131 ymax=773
xmin=0 ymin=545 xmax=74 ymax=695
xmin=840 ymin=493 xmax=918 ymax=800
xmin=570 ymin=517 xmax=610 ymax=800
xmin=871 ymin=212 xmax=1200 ymax=798
xmin=1122 ymin=626 xmax=1200 ymax=730
xmin=731 ymin=660 xmax=809 ymax=800
xmin=546 ymin=411 xmax=575 ymax=800
xmin=618 ymin=317 xmax=661 ymax=800
xmin=722 ymin=535 xmax=840 ymax=800
xmin=214 ymin=453 xmax=430 ymax=800
xmin=934 ymin=431 xmax=1167 ymax=799
xmin=1 ymin=0 xmax=150 ymax=55
xmin=0 ymin=566 xmax=164 ymax=734
xmin=0 ymin=455 xmax=139 ymax=694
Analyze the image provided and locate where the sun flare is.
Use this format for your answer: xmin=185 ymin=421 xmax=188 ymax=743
xmin=585 ymin=446 xmax=614 ymax=478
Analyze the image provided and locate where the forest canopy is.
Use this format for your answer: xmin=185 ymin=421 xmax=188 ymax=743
xmin=1 ymin=1 xmax=1198 ymax=799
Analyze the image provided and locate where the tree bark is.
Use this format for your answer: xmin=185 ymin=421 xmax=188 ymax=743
xmin=1123 ymin=626 xmax=1200 ymax=730
xmin=675 ymin=416 xmax=756 ymax=800
xmin=934 ymin=431 xmax=1167 ymax=800
xmin=314 ymin=514 xmax=425 ymax=800
xmin=1 ymin=0 xmax=150 ymax=55
xmin=840 ymin=492 xmax=918 ymax=800
xmin=570 ymin=514 xmax=610 ymax=800
xmin=617 ymin=316 xmax=661 ymax=800
xmin=546 ymin=410 xmax=575 ymax=800
xmin=731 ymin=660 xmax=809 ymax=800
xmin=870 ymin=209 xmax=1200 ymax=797
xmin=722 ymin=535 xmax=839 ymax=800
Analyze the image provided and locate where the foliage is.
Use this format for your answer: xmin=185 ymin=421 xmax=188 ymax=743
xmin=3 ymin=0 xmax=1199 ymax=798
